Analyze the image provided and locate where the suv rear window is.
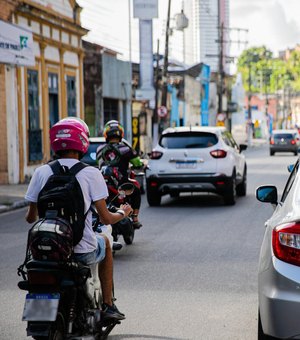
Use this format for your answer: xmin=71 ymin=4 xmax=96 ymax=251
xmin=159 ymin=132 xmax=218 ymax=149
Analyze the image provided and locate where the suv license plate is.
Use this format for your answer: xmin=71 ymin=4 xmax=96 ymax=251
xmin=22 ymin=293 xmax=60 ymax=321
xmin=176 ymin=162 xmax=197 ymax=169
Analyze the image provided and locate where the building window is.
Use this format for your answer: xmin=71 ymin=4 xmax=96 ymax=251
xmin=104 ymin=98 xmax=118 ymax=122
xmin=67 ymin=76 xmax=76 ymax=116
xmin=27 ymin=70 xmax=43 ymax=162
xmin=48 ymin=73 xmax=59 ymax=128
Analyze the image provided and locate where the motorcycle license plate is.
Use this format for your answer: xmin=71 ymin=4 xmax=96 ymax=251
xmin=22 ymin=293 xmax=60 ymax=321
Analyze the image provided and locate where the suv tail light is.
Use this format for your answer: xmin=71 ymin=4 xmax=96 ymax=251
xmin=272 ymin=222 xmax=300 ymax=266
xmin=270 ymin=138 xmax=274 ymax=145
xmin=291 ymin=140 xmax=296 ymax=145
xmin=210 ymin=149 xmax=227 ymax=158
xmin=149 ymin=151 xmax=163 ymax=160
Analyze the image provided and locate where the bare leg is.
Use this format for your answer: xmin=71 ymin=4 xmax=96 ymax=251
xmin=98 ymin=236 xmax=113 ymax=305
xmin=132 ymin=209 xmax=139 ymax=222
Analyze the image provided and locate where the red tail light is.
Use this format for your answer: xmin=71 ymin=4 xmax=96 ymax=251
xmin=210 ymin=149 xmax=227 ymax=158
xmin=28 ymin=271 xmax=58 ymax=285
xmin=291 ymin=140 xmax=296 ymax=145
xmin=272 ymin=222 xmax=300 ymax=266
xmin=270 ymin=138 xmax=274 ymax=145
xmin=150 ymin=151 xmax=163 ymax=160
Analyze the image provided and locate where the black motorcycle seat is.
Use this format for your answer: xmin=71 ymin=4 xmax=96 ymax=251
xmin=26 ymin=260 xmax=91 ymax=283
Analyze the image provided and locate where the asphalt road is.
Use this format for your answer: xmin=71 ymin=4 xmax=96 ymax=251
xmin=0 ymin=145 xmax=296 ymax=340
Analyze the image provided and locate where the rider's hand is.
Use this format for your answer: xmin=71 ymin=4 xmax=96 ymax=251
xmin=120 ymin=203 xmax=133 ymax=217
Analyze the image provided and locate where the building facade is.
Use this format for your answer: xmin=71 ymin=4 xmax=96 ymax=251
xmin=0 ymin=0 xmax=87 ymax=184
xmin=183 ymin=0 xmax=230 ymax=73
xmin=83 ymin=40 xmax=132 ymax=140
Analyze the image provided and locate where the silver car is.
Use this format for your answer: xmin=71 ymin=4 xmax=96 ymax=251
xmin=256 ymin=159 xmax=300 ymax=339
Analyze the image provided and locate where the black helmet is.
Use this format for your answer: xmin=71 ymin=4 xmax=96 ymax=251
xmin=103 ymin=120 xmax=124 ymax=141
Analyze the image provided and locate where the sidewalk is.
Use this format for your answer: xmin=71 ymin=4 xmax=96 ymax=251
xmin=0 ymin=138 xmax=268 ymax=214
xmin=0 ymin=184 xmax=28 ymax=213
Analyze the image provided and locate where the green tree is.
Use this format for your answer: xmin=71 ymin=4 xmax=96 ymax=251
xmin=237 ymin=46 xmax=273 ymax=93
xmin=237 ymin=46 xmax=300 ymax=94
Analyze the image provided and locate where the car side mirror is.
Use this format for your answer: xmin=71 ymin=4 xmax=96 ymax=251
xmin=256 ymin=185 xmax=278 ymax=204
xmin=239 ymin=144 xmax=247 ymax=153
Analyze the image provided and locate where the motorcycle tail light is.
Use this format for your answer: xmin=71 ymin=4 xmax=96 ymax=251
xmin=210 ymin=149 xmax=227 ymax=158
xmin=28 ymin=271 xmax=58 ymax=285
xmin=150 ymin=151 xmax=163 ymax=160
xmin=272 ymin=222 xmax=300 ymax=267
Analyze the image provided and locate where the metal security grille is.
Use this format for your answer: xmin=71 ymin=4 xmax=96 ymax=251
xmin=27 ymin=70 xmax=43 ymax=161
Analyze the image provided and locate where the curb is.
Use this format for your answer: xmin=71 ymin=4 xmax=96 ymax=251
xmin=0 ymin=200 xmax=29 ymax=214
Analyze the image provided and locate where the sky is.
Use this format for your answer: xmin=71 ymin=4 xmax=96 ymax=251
xmin=77 ymin=0 xmax=300 ymax=64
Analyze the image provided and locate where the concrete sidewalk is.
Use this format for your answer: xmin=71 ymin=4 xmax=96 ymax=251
xmin=0 ymin=184 xmax=28 ymax=213
xmin=0 ymin=138 xmax=268 ymax=214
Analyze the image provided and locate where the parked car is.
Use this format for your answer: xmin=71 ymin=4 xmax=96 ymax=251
xmin=146 ymin=126 xmax=247 ymax=206
xmin=269 ymin=129 xmax=300 ymax=156
xmin=80 ymin=137 xmax=145 ymax=193
xmin=256 ymin=159 xmax=300 ymax=339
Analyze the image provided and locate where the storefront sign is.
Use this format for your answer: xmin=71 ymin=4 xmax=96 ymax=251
xmin=132 ymin=116 xmax=140 ymax=152
xmin=0 ymin=20 xmax=35 ymax=66
xmin=133 ymin=0 xmax=158 ymax=19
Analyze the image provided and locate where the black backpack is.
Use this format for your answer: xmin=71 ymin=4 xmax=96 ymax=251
xmin=37 ymin=160 xmax=88 ymax=246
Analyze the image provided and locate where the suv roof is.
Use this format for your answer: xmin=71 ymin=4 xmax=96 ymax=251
xmin=162 ymin=126 xmax=226 ymax=135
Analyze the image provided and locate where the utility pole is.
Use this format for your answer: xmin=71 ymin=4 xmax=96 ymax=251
xmin=247 ymin=63 xmax=252 ymax=146
xmin=218 ymin=22 xmax=224 ymax=114
xmin=153 ymin=39 xmax=160 ymax=146
xmin=208 ymin=25 xmax=248 ymax=127
xmin=161 ymin=0 xmax=171 ymax=110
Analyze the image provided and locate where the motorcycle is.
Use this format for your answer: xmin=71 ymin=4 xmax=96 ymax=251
xmin=101 ymin=166 xmax=137 ymax=245
xmin=17 ymin=183 xmax=135 ymax=340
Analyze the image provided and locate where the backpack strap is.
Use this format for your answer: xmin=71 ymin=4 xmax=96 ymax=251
xmin=69 ymin=161 xmax=89 ymax=176
xmin=48 ymin=160 xmax=63 ymax=175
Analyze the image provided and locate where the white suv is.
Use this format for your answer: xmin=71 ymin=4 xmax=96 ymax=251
xmin=146 ymin=126 xmax=247 ymax=206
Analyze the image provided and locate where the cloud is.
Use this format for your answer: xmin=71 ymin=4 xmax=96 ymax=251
xmin=231 ymin=0 xmax=300 ymax=53
xmin=266 ymin=1 xmax=300 ymax=51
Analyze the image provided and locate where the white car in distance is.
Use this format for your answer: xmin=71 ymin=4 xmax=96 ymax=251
xmin=146 ymin=126 xmax=247 ymax=206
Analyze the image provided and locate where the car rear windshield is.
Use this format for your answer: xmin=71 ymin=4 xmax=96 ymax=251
xmin=159 ymin=132 xmax=218 ymax=149
xmin=80 ymin=143 xmax=102 ymax=165
xmin=273 ymin=133 xmax=295 ymax=140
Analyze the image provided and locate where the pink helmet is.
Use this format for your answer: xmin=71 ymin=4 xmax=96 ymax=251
xmin=50 ymin=117 xmax=90 ymax=155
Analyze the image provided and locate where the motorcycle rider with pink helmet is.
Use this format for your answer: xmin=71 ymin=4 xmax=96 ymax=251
xmin=25 ymin=117 xmax=132 ymax=320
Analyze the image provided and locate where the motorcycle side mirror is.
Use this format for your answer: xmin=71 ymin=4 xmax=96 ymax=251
xmin=118 ymin=183 xmax=135 ymax=197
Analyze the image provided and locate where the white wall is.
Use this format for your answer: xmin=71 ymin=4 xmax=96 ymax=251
xmin=32 ymin=0 xmax=74 ymax=19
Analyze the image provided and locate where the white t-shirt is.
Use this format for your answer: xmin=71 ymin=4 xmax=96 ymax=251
xmin=25 ymin=159 xmax=108 ymax=254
